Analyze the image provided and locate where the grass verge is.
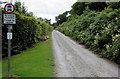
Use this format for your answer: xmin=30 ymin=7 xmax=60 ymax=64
xmin=2 ymin=33 xmax=55 ymax=77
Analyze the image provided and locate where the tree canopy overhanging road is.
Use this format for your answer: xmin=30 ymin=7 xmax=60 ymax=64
xmin=52 ymin=30 xmax=119 ymax=77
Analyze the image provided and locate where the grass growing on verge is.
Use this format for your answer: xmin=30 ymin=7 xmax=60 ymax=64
xmin=0 ymin=61 xmax=2 ymax=78
xmin=2 ymin=33 xmax=55 ymax=77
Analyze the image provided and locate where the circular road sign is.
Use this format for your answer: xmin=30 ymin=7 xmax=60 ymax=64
xmin=4 ymin=4 xmax=15 ymax=13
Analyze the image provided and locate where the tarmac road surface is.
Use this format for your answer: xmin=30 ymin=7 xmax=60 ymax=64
xmin=52 ymin=30 xmax=119 ymax=77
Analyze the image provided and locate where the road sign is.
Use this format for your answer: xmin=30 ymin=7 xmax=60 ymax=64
xmin=4 ymin=4 xmax=15 ymax=13
xmin=7 ymin=32 xmax=12 ymax=39
xmin=3 ymin=14 xmax=16 ymax=24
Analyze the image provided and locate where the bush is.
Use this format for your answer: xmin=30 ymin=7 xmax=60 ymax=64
xmin=57 ymin=8 xmax=120 ymax=64
xmin=2 ymin=11 xmax=53 ymax=57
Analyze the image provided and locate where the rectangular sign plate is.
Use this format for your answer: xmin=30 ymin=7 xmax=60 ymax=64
xmin=3 ymin=14 xmax=16 ymax=24
xmin=7 ymin=32 xmax=12 ymax=39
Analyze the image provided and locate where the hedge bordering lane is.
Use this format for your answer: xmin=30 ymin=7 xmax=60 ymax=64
xmin=57 ymin=8 xmax=120 ymax=64
xmin=2 ymin=12 xmax=53 ymax=57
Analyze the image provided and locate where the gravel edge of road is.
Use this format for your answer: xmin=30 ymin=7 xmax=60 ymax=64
xmin=52 ymin=30 xmax=119 ymax=77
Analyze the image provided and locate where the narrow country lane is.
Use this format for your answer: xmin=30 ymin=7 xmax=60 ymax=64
xmin=52 ymin=30 xmax=119 ymax=77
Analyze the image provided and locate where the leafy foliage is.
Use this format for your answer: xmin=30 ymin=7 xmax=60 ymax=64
xmin=2 ymin=2 xmax=53 ymax=57
xmin=108 ymin=1 xmax=120 ymax=9
xmin=87 ymin=2 xmax=108 ymax=11
xmin=54 ymin=11 xmax=69 ymax=26
xmin=57 ymin=8 xmax=120 ymax=64
xmin=14 ymin=1 xmax=34 ymax=17
xmin=70 ymin=2 xmax=86 ymax=15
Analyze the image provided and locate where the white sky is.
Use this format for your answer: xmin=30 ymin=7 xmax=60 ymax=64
xmin=0 ymin=0 xmax=77 ymax=23
xmin=18 ymin=0 xmax=77 ymax=23
xmin=1 ymin=0 xmax=77 ymax=23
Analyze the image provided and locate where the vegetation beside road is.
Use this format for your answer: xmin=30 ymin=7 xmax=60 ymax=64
xmin=2 ymin=1 xmax=53 ymax=57
xmin=2 ymin=33 xmax=55 ymax=77
xmin=56 ymin=2 xmax=120 ymax=64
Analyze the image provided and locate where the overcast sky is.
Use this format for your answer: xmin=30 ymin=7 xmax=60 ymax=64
xmin=0 ymin=0 xmax=77 ymax=23
xmin=16 ymin=0 xmax=77 ymax=23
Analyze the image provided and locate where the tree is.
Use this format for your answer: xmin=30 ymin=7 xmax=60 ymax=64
xmin=14 ymin=1 xmax=27 ymax=14
xmin=108 ymin=1 xmax=120 ymax=9
xmin=55 ymin=11 xmax=69 ymax=26
xmin=70 ymin=2 xmax=107 ymax=15
xmin=37 ymin=17 xmax=44 ymax=21
xmin=21 ymin=3 xmax=27 ymax=14
xmin=43 ymin=18 xmax=51 ymax=25
xmin=37 ymin=17 xmax=51 ymax=25
xmin=14 ymin=1 xmax=22 ymax=13
xmin=27 ymin=12 xmax=34 ymax=17
xmin=87 ymin=2 xmax=108 ymax=11
xmin=70 ymin=2 xmax=86 ymax=15
xmin=52 ymin=23 xmax=58 ymax=29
